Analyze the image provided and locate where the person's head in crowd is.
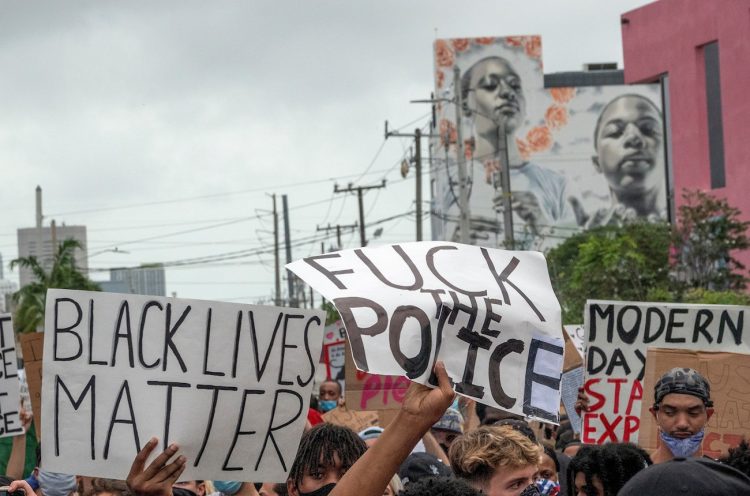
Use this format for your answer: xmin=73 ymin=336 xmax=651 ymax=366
xmin=562 ymin=441 xmax=581 ymax=458
xmin=259 ymin=482 xmax=288 ymax=496
xmin=720 ymin=439 xmax=750 ymax=478
xmin=37 ymin=470 xmax=78 ymax=496
xmin=211 ymin=481 xmax=246 ymax=496
xmin=567 ymin=443 xmax=651 ymax=496
xmin=383 ymin=474 xmax=403 ymax=496
xmin=649 ymin=367 xmax=714 ymax=461
xmin=286 ymin=422 xmax=367 ymax=496
xmin=90 ymin=478 xmax=132 ymax=496
xmin=476 ymin=404 xmax=523 ymax=426
xmin=591 ymin=94 xmax=664 ymax=216
xmin=398 ymin=476 xmax=482 ymax=496
xmin=618 ymin=457 xmax=750 ymax=496
xmin=449 ymin=425 xmax=541 ymax=496
xmin=358 ymin=426 xmax=384 ymax=449
xmin=492 ymin=419 xmax=537 ymax=444
xmin=537 ymin=445 xmax=559 ymax=483
xmin=318 ymin=380 xmax=342 ymax=413
xmin=173 ymin=481 xmax=206 ymax=496
xmin=399 ymin=452 xmax=454 ymax=487
xmin=431 ymin=408 xmax=464 ymax=454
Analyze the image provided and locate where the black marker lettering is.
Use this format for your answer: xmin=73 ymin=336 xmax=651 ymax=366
xmin=202 ymin=308 xmax=224 ymax=377
xmin=194 ymin=384 xmax=238 ymax=466
xmin=297 ymin=316 xmax=320 ymax=387
xmin=103 ymin=380 xmax=140 ymax=459
xmin=303 ymin=253 xmax=354 ymax=289
xmin=488 ymin=338 xmax=524 ymax=408
xmin=54 ymin=298 xmax=83 ymax=361
xmin=523 ymin=338 xmax=563 ymax=421
xmin=481 ymin=250 xmax=545 ymax=321
xmin=278 ymin=314 xmax=302 ymax=386
xmin=254 ymin=389 xmax=303 ymax=472
xmin=355 ymin=245 xmax=423 ymax=290
xmin=388 ymin=306 xmax=431 ymax=379
xmin=427 ymin=245 xmax=487 ymax=297
xmin=111 ymin=301 xmax=135 ymax=368
xmin=54 ymin=374 xmax=95 ymax=459
xmin=333 ymin=297 xmax=388 ymax=371
xmin=163 ymin=304 xmax=190 ymax=372
xmin=147 ymin=380 xmax=190 ymax=450
xmin=223 ymin=389 xmax=264 ymax=471
xmin=138 ymin=301 xmax=163 ymax=369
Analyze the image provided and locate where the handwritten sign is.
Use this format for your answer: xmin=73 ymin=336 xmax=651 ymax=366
xmin=0 ymin=314 xmax=23 ymax=438
xmin=41 ymin=290 xmax=325 ymax=481
xmin=563 ymin=325 xmax=585 ymax=357
xmin=288 ymin=242 xmax=564 ymax=422
xmin=344 ymin=343 xmax=408 ymax=411
xmin=321 ymin=321 xmax=346 ymax=382
xmin=639 ymin=348 xmax=750 ymax=459
xmin=583 ymin=300 xmax=750 ymax=444
xmin=20 ymin=332 xmax=44 ymax=440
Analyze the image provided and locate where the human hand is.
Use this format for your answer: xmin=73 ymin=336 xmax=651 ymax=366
xmin=126 ymin=438 xmax=186 ymax=496
xmin=7 ymin=479 xmax=34 ymax=495
xmin=18 ymin=407 xmax=32 ymax=432
xmin=574 ymin=387 xmax=589 ymax=415
xmin=585 ymin=204 xmax=637 ymax=229
xmin=400 ymin=361 xmax=455 ymax=429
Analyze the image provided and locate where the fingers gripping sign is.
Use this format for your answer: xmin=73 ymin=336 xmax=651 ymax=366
xmin=127 ymin=438 xmax=186 ymax=496
xmin=401 ymin=361 xmax=456 ymax=427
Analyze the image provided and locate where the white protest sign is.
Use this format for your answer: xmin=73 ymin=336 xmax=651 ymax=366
xmin=287 ymin=242 xmax=564 ymax=422
xmin=41 ymin=290 xmax=325 ymax=481
xmin=582 ymin=300 xmax=750 ymax=444
xmin=0 ymin=314 xmax=23 ymax=438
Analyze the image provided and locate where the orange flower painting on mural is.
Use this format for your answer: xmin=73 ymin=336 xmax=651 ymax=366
xmin=544 ymin=105 xmax=568 ymax=130
xmin=524 ymin=36 xmax=542 ymax=59
xmin=435 ymin=39 xmax=454 ymax=68
xmin=526 ymin=126 xmax=553 ymax=152
xmin=451 ymin=38 xmax=470 ymax=52
xmin=550 ymin=87 xmax=576 ymax=104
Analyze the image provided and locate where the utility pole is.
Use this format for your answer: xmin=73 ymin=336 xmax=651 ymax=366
xmin=495 ymin=121 xmax=514 ymax=248
xmin=454 ymin=65 xmax=471 ymax=244
xmin=316 ymin=222 xmax=358 ymax=249
xmin=333 ymin=180 xmax=386 ymax=247
xmin=271 ymin=194 xmax=282 ymax=306
xmin=282 ymin=194 xmax=295 ymax=307
xmin=385 ymin=123 xmax=435 ymax=241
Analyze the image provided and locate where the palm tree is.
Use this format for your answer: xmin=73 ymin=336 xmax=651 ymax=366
xmin=10 ymin=238 xmax=100 ymax=333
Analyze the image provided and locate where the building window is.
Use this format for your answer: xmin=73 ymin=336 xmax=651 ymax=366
xmin=701 ymin=41 xmax=725 ymax=189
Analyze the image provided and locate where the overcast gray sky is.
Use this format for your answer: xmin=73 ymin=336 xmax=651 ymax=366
xmin=0 ymin=0 xmax=654 ymax=304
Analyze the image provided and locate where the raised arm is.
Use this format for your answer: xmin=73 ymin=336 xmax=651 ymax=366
xmin=330 ymin=362 xmax=455 ymax=496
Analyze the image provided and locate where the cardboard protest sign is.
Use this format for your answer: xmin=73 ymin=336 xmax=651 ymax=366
xmin=321 ymin=321 xmax=346 ymax=382
xmin=0 ymin=314 xmax=23 ymax=438
xmin=583 ymin=300 xmax=750 ymax=444
xmin=344 ymin=342 xmax=408 ymax=411
xmin=20 ymin=332 xmax=44 ymax=440
xmin=639 ymin=348 xmax=750 ymax=459
xmin=563 ymin=325 xmax=585 ymax=357
xmin=41 ymin=290 xmax=325 ymax=482
xmin=322 ymin=406 xmax=379 ymax=433
xmin=288 ymin=242 xmax=564 ymax=422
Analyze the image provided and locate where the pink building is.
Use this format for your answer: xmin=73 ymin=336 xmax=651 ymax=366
xmin=621 ymin=0 xmax=750 ymax=271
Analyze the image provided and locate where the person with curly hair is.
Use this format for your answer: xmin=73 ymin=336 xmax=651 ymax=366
xmin=566 ymin=443 xmax=651 ymax=496
xmin=720 ymin=440 xmax=750 ymax=478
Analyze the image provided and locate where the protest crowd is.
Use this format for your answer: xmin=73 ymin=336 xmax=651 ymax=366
xmin=0 ymin=363 xmax=749 ymax=496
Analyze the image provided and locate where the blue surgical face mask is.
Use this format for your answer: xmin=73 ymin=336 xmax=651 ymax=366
xmin=319 ymin=400 xmax=337 ymax=412
xmin=659 ymin=430 xmax=705 ymax=458
xmin=213 ymin=481 xmax=243 ymax=495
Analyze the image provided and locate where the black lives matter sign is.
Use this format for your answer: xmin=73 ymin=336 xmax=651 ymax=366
xmin=41 ymin=290 xmax=325 ymax=482
xmin=288 ymin=242 xmax=565 ymax=422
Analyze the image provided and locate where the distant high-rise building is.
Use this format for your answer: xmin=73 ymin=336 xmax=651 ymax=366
xmin=107 ymin=264 xmax=166 ymax=297
xmin=16 ymin=225 xmax=88 ymax=287
xmin=15 ymin=186 xmax=88 ymax=287
xmin=0 ymin=253 xmax=18 ymax=314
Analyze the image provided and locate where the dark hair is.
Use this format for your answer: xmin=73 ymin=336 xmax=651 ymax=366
xmin=720 ymin=440 xmax=750 ymax=478
xmin=287 ymin=423 xmax=367 ymax=488
xmin=273 ymin=483 xmax=288 ymax=496
xmin=398 ymin=476 xmax=480 ymax=496
xmin=592 ymin=94 xmax=661 ymax=150
xmin=542 ymin=444 xmax=560 ymax=474
xmin=320 ymin=380 xmax=342 ymax=395
xmin=91 ymin=478 xmax=132 ymax=496
xmin=566 ymin=443 xmax=652 ymax=496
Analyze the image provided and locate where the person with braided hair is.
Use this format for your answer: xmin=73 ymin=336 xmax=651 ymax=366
xmin=286 ymin=423 xmax=367 ymax=496
xmin=566 ymin=443 xmax=651 ymax=496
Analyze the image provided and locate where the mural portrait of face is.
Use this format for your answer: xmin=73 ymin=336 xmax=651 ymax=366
xmin=464 ymin=57 xmax=527 ymax=138
xmin=593 ymin=94 xmax=664 ymax=196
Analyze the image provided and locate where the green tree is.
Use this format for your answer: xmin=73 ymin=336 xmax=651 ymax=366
xmin=671 ymin=189 xmax=749 ymax=291
xmin=10 ymin=238 xmax=100 ymax=333
xmin=547 ymin=221 xmax=671 ymax=324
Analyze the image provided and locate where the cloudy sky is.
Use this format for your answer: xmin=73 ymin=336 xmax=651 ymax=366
xmin=0 ymin=0 xmax=654 ymax=304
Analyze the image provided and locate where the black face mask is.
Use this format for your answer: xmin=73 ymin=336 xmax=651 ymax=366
xmin=299 ymin=483 xmax=336 ymax=496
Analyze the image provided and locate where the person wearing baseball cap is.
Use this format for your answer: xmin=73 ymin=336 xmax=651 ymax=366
xmin=618 ymin=457 xmax=750 ymax=495
xmin=649 ymin=367 xmax=714 ymax=464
